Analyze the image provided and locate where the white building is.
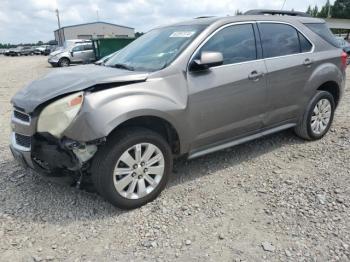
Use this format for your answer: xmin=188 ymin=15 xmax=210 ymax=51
xmin=54 ymin=21 xmax=135 ymax=46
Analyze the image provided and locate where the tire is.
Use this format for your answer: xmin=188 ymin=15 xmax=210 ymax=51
xmin=91 ymin=128 xmax=173 ymax=209
xmin=58 ymin=58 xmax=70 ymax=67
xmin=294 ymin=91 xmax=335 ymax=140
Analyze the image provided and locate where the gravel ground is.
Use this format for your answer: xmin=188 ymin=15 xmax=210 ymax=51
xmin=0 ymin=56 xmax=349 ymax=262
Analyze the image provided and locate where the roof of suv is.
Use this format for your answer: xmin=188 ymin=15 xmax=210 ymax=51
xmin=171 ymin=14 xmax=326 ymax=27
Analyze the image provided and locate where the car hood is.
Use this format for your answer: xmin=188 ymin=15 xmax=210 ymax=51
xmin=50 ymin=49 xmax=65 ymax=56
xmin=11 ymin=64 xmax=149 ymax=113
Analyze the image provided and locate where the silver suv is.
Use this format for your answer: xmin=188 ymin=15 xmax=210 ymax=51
xmin=48 ymin=41 xmax=94 ymax=67
xmin=10 ymin=11 xmax=346 ymax=209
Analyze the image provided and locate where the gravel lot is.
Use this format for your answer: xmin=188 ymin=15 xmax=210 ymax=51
xmin=0 ymin=56 xmax=349 ymax=261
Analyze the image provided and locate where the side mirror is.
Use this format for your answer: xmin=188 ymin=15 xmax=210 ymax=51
xmin=190 ymin=51 xmax=223 ymax=71
xmin=70 ymin=51 xmax=74 ymax=57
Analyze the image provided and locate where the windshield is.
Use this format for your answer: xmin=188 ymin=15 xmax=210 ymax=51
xmin=105 ymin=25 xmax=207 ymax=72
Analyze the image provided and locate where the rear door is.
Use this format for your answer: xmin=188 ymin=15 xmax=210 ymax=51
xmin=187 ymin=23 xmax=268 ymax=150
xmin=82 ymin=43 xmax=95 ymax=62
xmin=257 ymin=22 xmax=314 ymax=126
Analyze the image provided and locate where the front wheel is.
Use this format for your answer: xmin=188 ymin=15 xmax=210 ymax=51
xmin=58 ymin=58 xmax=70 ymax=67
xmin=294 ymin=91 xmax=335 ymax=140
xmin=91 ymin=128 xmax=173 ymax=209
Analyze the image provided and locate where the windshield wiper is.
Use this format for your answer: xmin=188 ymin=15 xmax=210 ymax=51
xmin=108 ymin=63 xmax=135 ymax=71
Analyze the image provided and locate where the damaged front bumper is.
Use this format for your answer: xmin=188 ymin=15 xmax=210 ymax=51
xmin=10 ymin=108 xmax=103 ymax=175
xmin=10 ymin=132 xmax=102 ymax=174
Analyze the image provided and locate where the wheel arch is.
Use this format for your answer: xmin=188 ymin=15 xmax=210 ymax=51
xmin=305 ymin=62 xmax=344 ymax=108
xmin=107 ymin=114 xmax=183 ymax=156
xmin=317 ymin=81 xmax=340 ymax=108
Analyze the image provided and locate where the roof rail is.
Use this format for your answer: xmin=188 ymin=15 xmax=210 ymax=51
xmin=244 ymin=9 xmax=311 ymax=17
xmin=195 ymin=16 xmax=216 ymax=19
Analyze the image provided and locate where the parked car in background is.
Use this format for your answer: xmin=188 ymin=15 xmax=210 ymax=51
xmin=10 ymin=10 xmax=346 ymax=209
xmin=8 ymin=46 xmax=35 ymax=56
xmin=4 ymin=48 xmax=14 ymax=56
xmin=43 ymin=45 xmax=56 ymax=56
xmin=34 ymin=45 xmax=56 ymax=55
xmin=48 ymin=41 xmax=94 ymax=67
xmin=335 ymin=36 xmax=350 ymax=64
xmin=34 ymin=45 xmax=47 ymax=55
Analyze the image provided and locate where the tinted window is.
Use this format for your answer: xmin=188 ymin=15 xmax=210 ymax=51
xmin=84 ymin=44 xmax=93 ymax=50
xmin=304 ymin=23 xmax=338 ymax=47
xmin=299 ymin=32 xmax=313 ymax=52
xmin=259 ymin=23 xmax=300 ymax=58
xmin=198 ymin=24 xmax=257 ymax=65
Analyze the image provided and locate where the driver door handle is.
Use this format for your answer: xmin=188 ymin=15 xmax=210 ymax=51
xmin=248 ymin=70 xmax=264 ymax=81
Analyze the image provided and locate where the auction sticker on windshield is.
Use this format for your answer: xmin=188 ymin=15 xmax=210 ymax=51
xmin=169 ymin=31 xmax=196 ymax=38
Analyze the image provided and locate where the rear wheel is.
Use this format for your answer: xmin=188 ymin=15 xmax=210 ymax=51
xmin=91 ymin=128 xmax=172 ymax=209
xmin=294 ymin=91 xmax=335 ymax=140
xmin=58 ymin=58 xmax=70 ymax=67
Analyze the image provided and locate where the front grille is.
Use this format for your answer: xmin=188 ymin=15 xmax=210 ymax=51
xmin=15 ymin=133 xmax=31 ymax=148
xmin=14 ymin=110 xmax=30 ymax=123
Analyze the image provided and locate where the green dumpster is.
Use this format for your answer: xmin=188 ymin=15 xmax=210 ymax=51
xmin=93 ymin=38 xmax=135 ymax=60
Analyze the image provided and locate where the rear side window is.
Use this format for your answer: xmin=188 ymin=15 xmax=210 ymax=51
xmin=84 ymin=44 xmax=93 ymax=50
xmin=198 ymin=24 xmax=257 ymax=65
xmin=298 ymin=32 xmax=313 ymax=52
xmin=259 ymin=23 xmax=300 ymax=58
xmin=304 ymin=23 xmax=338 ymax=47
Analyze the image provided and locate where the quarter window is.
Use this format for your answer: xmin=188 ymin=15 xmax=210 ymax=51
xmin=259 ymin=23 xmax=301 ymax=58
xmin=197 ymin=24 xmax=257 ymax=65
xmin=298 ymin=32 xmax=313 ymax=52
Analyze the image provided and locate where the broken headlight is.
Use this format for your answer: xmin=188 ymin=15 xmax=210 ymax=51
xmin=37 ymin=92 xmax=84 ymax=138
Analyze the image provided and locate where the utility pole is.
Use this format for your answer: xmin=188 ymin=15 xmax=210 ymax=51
xmin=55 ymin=9 xmax=62 ymax=46
xmin=281 ymin=0 xmax=287 ymax=10
xmin=96 ymin=9 xmax=100 ymax=21
xmin=327 ymin=1 xmax=331 ymax=18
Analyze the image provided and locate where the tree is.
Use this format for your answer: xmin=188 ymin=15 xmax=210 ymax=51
xmin=235 ymin=10 xmax=243 ymax=15
xmin=332 ymin=0 xmax=350 ymax=18
xmin=306 ymin=5 xmax=312 ymax=15
xmin=312 ymin=6 xmax=319 ymax=17
xmin=317 ymin=0 xmax=331 ymax=18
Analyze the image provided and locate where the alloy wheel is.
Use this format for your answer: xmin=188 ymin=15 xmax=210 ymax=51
xmin=311 ymin=98 xmax=332 ymax=135
xmin=113 ymin=143 xmax=165 ymax=199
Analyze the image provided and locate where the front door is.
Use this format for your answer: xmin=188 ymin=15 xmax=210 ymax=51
xmin=71 ymin=45 xmax=85 ymax=63
xmin=187 ymin=23 xmax=268 ymax=150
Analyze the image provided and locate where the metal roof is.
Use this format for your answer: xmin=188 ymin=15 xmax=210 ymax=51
xmin=54 ymin=21 xmax=134 ymax=32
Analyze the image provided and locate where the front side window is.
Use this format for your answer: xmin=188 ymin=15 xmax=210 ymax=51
xmin=259 ymin=23 xmax=300 ymax=58
xmin=105 ymin=25 xmax=207 ymax=72
xmin=196 ymin=24 xmax=257 ymax=65
xmin=72 ymin=45 xmax=83 ymax=52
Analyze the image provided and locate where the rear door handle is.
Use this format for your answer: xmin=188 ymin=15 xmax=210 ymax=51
xmin=303 ymin=58 xmax=313 ymax=66
xmin=248 ymin=71 xmax=264 ymax=81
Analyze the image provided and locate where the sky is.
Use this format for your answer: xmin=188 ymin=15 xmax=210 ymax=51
xmin=0 ymin=0 xmax=335 ymax=44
